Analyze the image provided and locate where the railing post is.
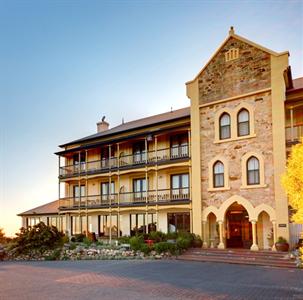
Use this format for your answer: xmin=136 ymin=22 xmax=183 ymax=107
xmin=290 ymin=107 xmax=294 ymax=142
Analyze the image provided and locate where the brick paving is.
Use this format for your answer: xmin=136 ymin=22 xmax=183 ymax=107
xmin=0 ymin=260 xmax=302 ymax=300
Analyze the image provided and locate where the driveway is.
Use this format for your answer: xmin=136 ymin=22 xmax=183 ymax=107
xmin=0 ymin=260 xmax=302 ymax=299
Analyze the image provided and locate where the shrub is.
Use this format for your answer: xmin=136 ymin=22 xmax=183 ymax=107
xmin=44 ymin=249 xmax=61 ymax=261
xmin=148 ymin=231 xmax=166 ymax=242
xmin=129 ymin=235 xmax=144 ymax=251
xmin=277 ymin=236 xmax=288 ymax=244
xmin=73 ymin=234 xmax=86 ymax=243
xmin=83 ymin=237 xmax=92 ymax=246
xmin=118 ymin=236 xmax=131 ymax=244
xmin=140 ymin=243 xmax=152 ymax=255
xmin=61 ymin=235 xmax=70 ymax=244
xmin=9 ymin=222 xmax=64 ymax=257
xmin=176 ymin=237 xmax=191 ymax=250
xmin=166 ymin=232 xmax=178 ymax=240
xmin=154 ymin=242 xmax=170 ymax=254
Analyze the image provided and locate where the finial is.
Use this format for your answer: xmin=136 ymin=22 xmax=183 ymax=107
xmin=122 ymin=117 xmax=124 ymax=124
xmin=102 ymin=116 xmax=106 ymax=122
xmin=229 ymin=26 xmax=235 ymax=35
xmin=170 ymin=107 xmax=173 ymax=112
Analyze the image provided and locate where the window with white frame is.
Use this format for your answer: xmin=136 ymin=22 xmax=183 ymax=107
xmin=237 ymin=109 xmax=250 ymax=136
xmin=219 ymin=113 xmax=231 ymax=140
xmin=213 ymin=161 xmax=224 ymax=188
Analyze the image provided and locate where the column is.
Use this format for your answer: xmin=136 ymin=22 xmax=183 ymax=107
xmin=202 ymin=221 xmax=208 ymax=248
xmin=272 ymin=221 xmax=277 ymax=251
xmin=218 ymin=221 xmax=225 ymax=249
xmin=290 ymin=107 xmax=294 ymax=142
xmin=250 ymin=220 xmax=259 ymax=251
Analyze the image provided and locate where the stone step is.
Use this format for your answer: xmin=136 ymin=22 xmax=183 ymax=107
xmin=186 ymin=250 xmax=289 ymax=260
xmin=178 ymin=254 xmax=297 ymax=269
xmin=187 ymin=249 xmax=290 ymax=259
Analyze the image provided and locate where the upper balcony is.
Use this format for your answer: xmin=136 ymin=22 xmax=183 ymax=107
xmin=59 ymin=144 xmax=190 ymax=179
xmin=285 ymin=103 xmax=303 ymax=147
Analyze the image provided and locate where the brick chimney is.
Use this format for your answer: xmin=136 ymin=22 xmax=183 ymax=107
xmin=97 ymin=116 xmax=109 ymax=133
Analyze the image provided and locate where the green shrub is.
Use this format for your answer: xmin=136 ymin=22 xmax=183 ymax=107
xmin=118 ymin=236 xmax=131 ymax=244
xmin=61 ymin=235 xmax=70 ymax=244
xmin=166 ymin=232 xmax=178 ymax=240
xmin=277 ymin=236 xmax=288 ymax=243
xmin=9 ymin=222 xmax=64 ymax=257
xmin=154 ymin=242 xmax=170 ymax=254
xmin=148 ymin=231 xmax=166 ymax=242
xmin=140 ymin=243 xmax=152 ymax=255
xmin=73 ymin=234 xmax=86 ymax=243
xmin=176 ymin=237 xmax=191 ymax=250
xmin=69 ymin=243 xmax=76 ymax=250
xmin=83 ymin=237 xmax=92 ymax=246
xmin=129 ymin=235 xmax=144 ymax=251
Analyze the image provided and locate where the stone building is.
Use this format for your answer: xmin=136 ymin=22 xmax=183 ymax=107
xmin=19 ymin=28 xmax=303 ymax=250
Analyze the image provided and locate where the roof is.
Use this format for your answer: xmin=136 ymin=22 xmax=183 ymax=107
xmin=59 ymin=107 xmax=190 ymax=148
xmin=18 ymin=200 xmax=59 ymax=216
xmin=186 ymin=27 xmax=288 ymax=85
xmin=292 ymin=77 xmax=303 ymax=90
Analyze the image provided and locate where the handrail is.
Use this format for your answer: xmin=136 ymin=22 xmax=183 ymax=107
xmin=59 ymin=188 xmax=190 ymax=209
xmin=59 ymin=145 xmax=190 ymax=177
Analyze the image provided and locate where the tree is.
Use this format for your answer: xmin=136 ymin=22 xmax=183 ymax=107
xmin=282 ymin=140 xmax=303 ymax=223
xmin=0 ymin=228 xmax=5 ymax=243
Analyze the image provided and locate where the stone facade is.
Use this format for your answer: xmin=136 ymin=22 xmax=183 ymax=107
xmin=198 ymin=37 xmax=271 ymax=105
xmin=200 ymin=91 xmax=275 ymax=210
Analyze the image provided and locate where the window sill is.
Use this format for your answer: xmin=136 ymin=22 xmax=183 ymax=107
xmin=214 ymin=133 xmax=256 ymax=144
xmin=240 ymin=184 xmax=267 ymax=190
xmin=207 ymin=186 xmax=231 ymax=192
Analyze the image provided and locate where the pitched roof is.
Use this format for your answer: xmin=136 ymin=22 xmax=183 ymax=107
xmin=293 ymin=77 xmax=303 ymax=90
xmin=186 ymin=27 xmax=288 ymax=85
xmin=18 ymin=200 xmax=59 ymax=216
xmin=59 ymin=107 xmax=190 ymax=147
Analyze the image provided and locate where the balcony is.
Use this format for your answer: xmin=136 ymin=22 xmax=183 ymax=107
xmin=285 ymin=124 xmax=303 ymax=146
xmin=59 ymin=145 xmax=189 ymax=179
xmin=58 ymin=188 xmax=190 ymax=210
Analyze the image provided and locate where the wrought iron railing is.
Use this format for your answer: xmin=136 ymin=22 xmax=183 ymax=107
xmin=59 ymin=145 xmax=189 ymax=178
xmin=59 ymin=188 xmax=190 ymax=209
xmin=285 ymin=124 xmax=303 ymax=145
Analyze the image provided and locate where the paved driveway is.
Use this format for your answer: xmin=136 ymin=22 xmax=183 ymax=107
xmin=0 ymin=260 xmax=302 ymax=300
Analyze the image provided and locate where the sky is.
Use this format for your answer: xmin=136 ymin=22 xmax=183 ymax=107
xmin=0 ymin=0 xmax=302 ymax=236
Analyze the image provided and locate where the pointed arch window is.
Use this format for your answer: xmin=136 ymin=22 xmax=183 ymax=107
xmin=247 ymin=156 xmax=260 ymax=185
xmin=219 ymin=113 xmax=231 ymax=140
xmin=238 ymin=109 xmax=250 ymax=136
xmin=213 ymin=161 xmax=224 ymax=188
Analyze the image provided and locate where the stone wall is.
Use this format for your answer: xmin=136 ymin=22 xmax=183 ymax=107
xmin=198 ymin=37 xmax=271 ymax=105
xmin=200 ymin=91 xmax=275 ymax=209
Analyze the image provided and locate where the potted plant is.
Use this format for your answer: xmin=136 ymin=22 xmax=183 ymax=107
xmin=275 ymin=236 xmax=289 ymax=252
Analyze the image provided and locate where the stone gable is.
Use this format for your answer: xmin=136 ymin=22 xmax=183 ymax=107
xmin=198 ymin=37 xmax=271 ymax=105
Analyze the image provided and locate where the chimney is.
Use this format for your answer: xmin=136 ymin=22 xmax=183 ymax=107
xmin=97 ymin=116 xmax=109 ymax=133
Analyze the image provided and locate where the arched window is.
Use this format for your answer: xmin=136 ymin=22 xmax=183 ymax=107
xmin=219 ymin=113 xmax=231 ymax=140
xmin=247 ymin=156 xmax=260 ymax=185
xmin=237 ymin=109 xmax=249 ymax=136
xmin=213 ymin=161 xmax=224 ymax=188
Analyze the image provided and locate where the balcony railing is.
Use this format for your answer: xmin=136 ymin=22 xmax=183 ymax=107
xmin=59 ymin=145 xmax=189 ymax=178
xmin=285 ymin=124 xmax=303 ymax=145
xmin=59 ymin=188 xmax=190 ymax=209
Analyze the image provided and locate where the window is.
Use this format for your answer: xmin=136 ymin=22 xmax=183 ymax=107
xmin=247 ymin=156 xmax=260 ymax=185
xmin=167 ymin=213 xmax=190 ymax=233
xmin=133 ymin=141 xmax=146 ymax=164
xmin=98 ymin=215 xmax=118 ymax=237
xmin=213 ymin=161 xmax=224 ymax=188
xmin=170 ymin=134 xmax=189 ymax=158
xmin=129 ymin=213 xmax=156 ymax=236
xmin=73 ymin=153 xmax=85 ymax=172
xmin=101 ymin=182 xmax=115 ymax=203
xmin=219 ymin=113 xmax=231 ymax=139
xmin=73 ymin=185 xmax=85 ymax=198
xmin=238 ymin=109 xmax=250 ymax=136
xmin=133 ymin=178 xmax=147 ymax=201
xmin=171 ymin=174 xmax=189 ymax=199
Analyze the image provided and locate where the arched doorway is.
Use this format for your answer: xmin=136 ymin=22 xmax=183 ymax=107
xmin=226 ymin=203 xmax=252 ymax=249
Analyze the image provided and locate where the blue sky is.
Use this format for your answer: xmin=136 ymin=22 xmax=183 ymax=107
xmin=0 ymin=0 xmax=302 ymax=236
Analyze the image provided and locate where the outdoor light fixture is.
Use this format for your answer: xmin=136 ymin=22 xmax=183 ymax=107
xmin=147 ymin=134 xmax=153 ymax=142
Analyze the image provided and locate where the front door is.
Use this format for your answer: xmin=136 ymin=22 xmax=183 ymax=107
xmin=226 ymin=204 xmax=252 ymax=249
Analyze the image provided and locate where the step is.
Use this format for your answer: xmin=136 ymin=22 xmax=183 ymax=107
xmin=187 ymin=250 xmax=291 ymax=260
xmin=178 ymin=254 xmax=297 ymax=269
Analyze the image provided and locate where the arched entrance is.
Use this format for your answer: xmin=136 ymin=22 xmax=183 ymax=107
xmin=226 ymin=203 xmax=252 ymax=249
